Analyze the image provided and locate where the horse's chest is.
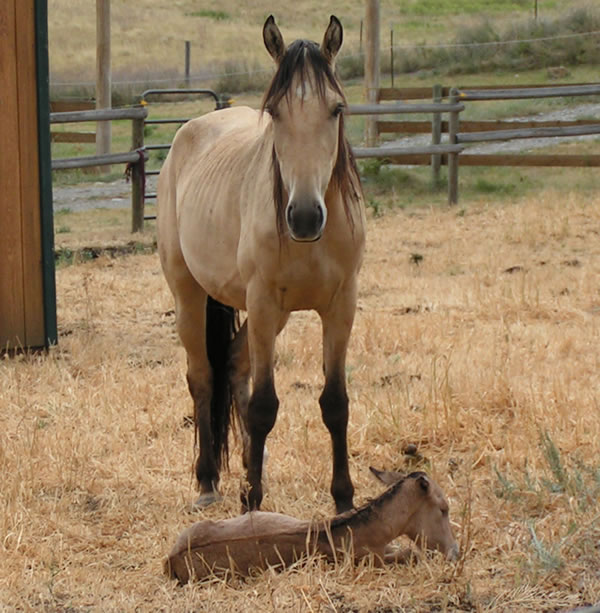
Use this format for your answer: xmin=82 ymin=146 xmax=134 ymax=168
xmin=273 ymin=253 xmax=350 ymax=311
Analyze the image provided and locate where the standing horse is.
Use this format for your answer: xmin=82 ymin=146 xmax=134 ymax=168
xmin=157 ymin=15 xmax=365 ymax=513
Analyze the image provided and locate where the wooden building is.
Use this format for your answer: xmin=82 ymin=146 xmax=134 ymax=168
xmin=0 ymin=0 xmax=56 ymax=350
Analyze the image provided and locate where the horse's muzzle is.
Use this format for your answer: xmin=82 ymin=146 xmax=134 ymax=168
xmin=286 ymin=198 xmax=327 ymax=242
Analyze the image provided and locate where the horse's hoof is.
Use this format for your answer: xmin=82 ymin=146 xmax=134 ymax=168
xmin=192 ymin=491 xmax=222 ymax=510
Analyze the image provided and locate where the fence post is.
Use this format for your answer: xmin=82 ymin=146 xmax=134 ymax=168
xmin=364 ymin=0 xmax=380 ymax=147
xmin=447 ymin=88 xmax=460 ymax=205
xmin=431 ymin=83 xmax=442 ymax=186
xmin=185 ymin=41 xmax=191 ymax=87
xmin=131 ymin=112 xmax=145 ymax=233
xmin=390 ymin=28 xmax=394 ymax=88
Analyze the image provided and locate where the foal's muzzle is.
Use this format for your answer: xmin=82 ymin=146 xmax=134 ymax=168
xmin=285 ymin=198 xmax=327 ymax=242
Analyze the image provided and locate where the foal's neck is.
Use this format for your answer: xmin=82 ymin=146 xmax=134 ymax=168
xmin=327 ymin=481 xmax=415 ymax=550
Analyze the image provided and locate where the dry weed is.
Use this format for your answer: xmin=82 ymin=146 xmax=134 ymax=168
xmin=1 ymin=190 xmax=599 ymax=611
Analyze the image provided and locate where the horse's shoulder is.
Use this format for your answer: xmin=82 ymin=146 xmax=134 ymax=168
xmin=171 ymin=106 xmax=262 ymax=156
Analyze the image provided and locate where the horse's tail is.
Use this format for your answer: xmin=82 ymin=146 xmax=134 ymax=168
xmin=204 ymin=296 xmax=237 ymax=472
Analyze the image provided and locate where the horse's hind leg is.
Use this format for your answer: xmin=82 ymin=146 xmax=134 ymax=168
xmin=172 ymin=284 xmax=225 ymax=508
xmin=319 ymin=282 xmax=358 ymax=514
xmin=228 ymin=319 xmax=251 ymax=468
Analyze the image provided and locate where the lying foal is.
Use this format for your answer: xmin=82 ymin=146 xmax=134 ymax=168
xmin=165 ymin=470 xmax=459 ymax=584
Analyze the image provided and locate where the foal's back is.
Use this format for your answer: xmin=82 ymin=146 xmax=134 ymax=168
xmin=165 ymin=511 xmax=311 ymax=583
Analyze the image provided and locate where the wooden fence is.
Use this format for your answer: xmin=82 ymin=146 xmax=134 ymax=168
xmin=375 ymin=83 xmax=600 ymax=175
xmin=50 ymin=100 xmax=96 ymax=143
xmin=47 ymin=82 xmax=600 ymax=231
xmin=348 ymin=101 xmax=464 ymax=204
xmin=50 ymin=106 xmax=148 ymax=232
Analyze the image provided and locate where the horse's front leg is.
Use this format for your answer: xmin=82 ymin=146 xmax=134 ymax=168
xmin=319 ymin=282 xmax=358 ymax=514
xmin=242 ymin=287 xmax=287 ymax=511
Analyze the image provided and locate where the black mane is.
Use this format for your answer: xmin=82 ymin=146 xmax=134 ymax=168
xmin=262 ymin=39 xmax=362 ymax=238
xmin=324 ymin=471 xmax=428 ymax=534
xmin=262 ymin=39 xmax=344 ymax=113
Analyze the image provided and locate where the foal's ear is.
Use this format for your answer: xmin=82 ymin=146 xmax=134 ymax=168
xmin=263 ymin=15 xmax=286 ymax=64
xmin=416 ymin=474 xmax=430 ymax=494
xmin=370 ymin=466 xmax=405 ymax=486
xmin=321 ymin=15 xmax=343 ymax=64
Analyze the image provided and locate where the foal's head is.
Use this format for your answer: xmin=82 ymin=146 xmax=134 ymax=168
xmin=372 ymin=468 xmax=459 ymax=560
xmin=262 ymin=15 xmax=360 ymax=242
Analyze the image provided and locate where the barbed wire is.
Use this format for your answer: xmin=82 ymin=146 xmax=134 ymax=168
xmin=50 ymin=29 xmax=600 ymax=89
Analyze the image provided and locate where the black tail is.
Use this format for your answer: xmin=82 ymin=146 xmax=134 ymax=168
xmin=204 ymin=296 xmax=237 ymax=473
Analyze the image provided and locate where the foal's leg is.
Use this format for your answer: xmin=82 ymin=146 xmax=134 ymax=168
xmin=319 ymin=282 xmax=358 ymax=514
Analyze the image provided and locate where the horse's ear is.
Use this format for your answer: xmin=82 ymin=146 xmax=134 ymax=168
xmin=370 ymin=466 xmax=405 ymax=486
xmin=321 ymin=15 xmax=343 ymax=64
xmin=263 ymin=15 xmax=286 ymax=64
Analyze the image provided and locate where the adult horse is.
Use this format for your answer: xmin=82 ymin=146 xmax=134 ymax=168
xmin=157 ymin=15 xmax=365 ymax=514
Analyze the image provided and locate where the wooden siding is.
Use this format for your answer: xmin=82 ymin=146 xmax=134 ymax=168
xmin=0 ymin=0 xmax=46 ymax=349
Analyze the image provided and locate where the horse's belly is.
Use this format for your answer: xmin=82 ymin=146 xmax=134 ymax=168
xmin=177 ymin=184 xmax=247 ymax=309
xmin=182 ymin=239 xmax=247 ymax=310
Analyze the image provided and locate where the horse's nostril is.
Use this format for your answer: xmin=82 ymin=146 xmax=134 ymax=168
xmin=315 ymin=204 xmax=324 ymax=224
xmin=285 ymin=199 xmax=325 ymax=241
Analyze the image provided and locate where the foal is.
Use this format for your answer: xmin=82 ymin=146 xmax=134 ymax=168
xmin=164 ymin=470 xmax=459 ymax=584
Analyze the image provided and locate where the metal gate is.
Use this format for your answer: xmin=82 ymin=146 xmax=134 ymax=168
xmin=139 ymin=89 xmax=232 ymax=220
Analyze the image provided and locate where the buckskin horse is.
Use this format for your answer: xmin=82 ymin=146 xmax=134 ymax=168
xmin=157 ymin=15 xmax=365 ymax=513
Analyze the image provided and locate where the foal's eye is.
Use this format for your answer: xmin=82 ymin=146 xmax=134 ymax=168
xmin=331 ymin=103 xmax=345 ymax=118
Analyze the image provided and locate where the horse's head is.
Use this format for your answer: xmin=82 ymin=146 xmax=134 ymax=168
xmin=262 ymin=15 xmax=357 ymax=242
xmin=371 ymin=468 xmax=460 ymax=560
xmin=402 ymin=472 xmax=459 ymax=560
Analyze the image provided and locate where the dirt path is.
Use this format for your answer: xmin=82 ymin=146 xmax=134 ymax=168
xmin=52 ymin=103 xmax=600 ymax=212
xmin=52 ymin=175 xmax=158 ymax=213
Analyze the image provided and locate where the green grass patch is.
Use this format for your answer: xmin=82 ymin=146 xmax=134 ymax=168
xmin=395 ymin=0 xmax=559 ymax=17
xmin=389 ymin=6 xmax=600 ymax=77
xmin=495 ymin=430 xmax=600 ymax=512
xmin=494 ymin=431 xmax=600 ymax=574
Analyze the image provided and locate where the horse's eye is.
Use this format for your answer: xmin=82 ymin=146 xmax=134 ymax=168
xmin=332 ymin=103 xmax=345 ymax=118
xmin=265 ymin=105 xmax=279 ymax=120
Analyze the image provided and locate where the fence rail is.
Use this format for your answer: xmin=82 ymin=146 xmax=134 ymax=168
xmin=50 ymin=106 xmax=148 ymax=232
xmin=49 ymin=81 xmax=600 ymax=229
xmin=50 ymin=100 xmax=96 ymax=144
xmin=378 ymin=82 xmax=599 ymax=101
xmin=348 ymin=102 xmax=464 ymax=115
xmin=458 ymin=83 xmax=600 ymax=101
xmin=373 ymin=82 xmax=600 ymax=200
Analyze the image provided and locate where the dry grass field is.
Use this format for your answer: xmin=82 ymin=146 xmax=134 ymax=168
xmin=2 ymin=191 xmax=600 ymax=611
xmin=47 ymin=0 xmax=368 ymax=83
xmin=47 ymin=0 xmax=595 ymax=84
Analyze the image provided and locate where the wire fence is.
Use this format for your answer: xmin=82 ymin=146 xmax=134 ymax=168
xmin=49 ymin=29 xmax=600 ymax=93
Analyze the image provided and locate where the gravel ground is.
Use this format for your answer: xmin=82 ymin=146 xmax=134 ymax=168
xmin=51 ymin=103 xmax=600 ymax=212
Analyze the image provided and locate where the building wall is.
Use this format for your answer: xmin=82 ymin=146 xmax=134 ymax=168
xmin=0 ymin=0 xmax=56 ymax=350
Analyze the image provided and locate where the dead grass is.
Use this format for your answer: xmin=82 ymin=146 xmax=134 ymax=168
xmin=2 ymin=190 xmax=600 ymax=611
xmin=47 ymin=0 xmax=368 ymax=83
xmin=47 ymin=0 xmax=596 ymax=85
